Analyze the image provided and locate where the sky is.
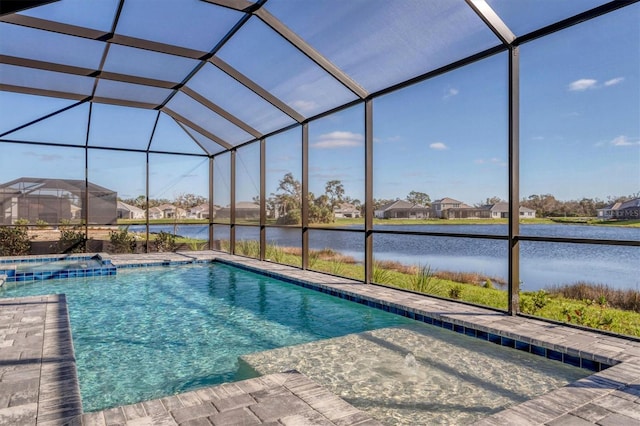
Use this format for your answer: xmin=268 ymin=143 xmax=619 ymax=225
xmin=0 ymin=0 xmax=638 ymax=206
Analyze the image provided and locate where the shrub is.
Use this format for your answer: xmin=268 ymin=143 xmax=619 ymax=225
xmin=483 ymin=279 xmax=494 ymax=289
xmin=520 ymin=290 xmax=551 ymax=315
xmin=448 ymin=284 xmax=463 ymax=299
xmin=235 ymin=240 xmax=260 ymax=258
xmin=154 ymin=231 xmax=177 ymax=252
xmin=109 ymin=227 xmax=137 ymax=254
xmin=265 ymin=244 xmax=285 ymax=263
xmin=372 ymin=261 xmax=394 ymax=284
xmin=35 ymin=219 xmax=49 ymax=229
xmin=185 ymin=238 xmax=207 ymax=251
xmin=547 ymin=282 xmax=640 ymax=313
xmin=58 ymin=223 xmax=86 ymax=253
xmin=409 ymin=264 xmax=439 ymax=294
xmin=0 ymin=226 xmax=31 ymax=256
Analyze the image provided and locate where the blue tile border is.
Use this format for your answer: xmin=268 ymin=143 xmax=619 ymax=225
xmin=0 ymin=254 xmax=116 ymax=283
xmin=215 ymin=258 xmax=611 ymax=374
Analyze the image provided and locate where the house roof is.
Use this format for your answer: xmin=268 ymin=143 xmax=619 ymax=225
xmin=598 ymin=198 xmax=640 ymax=211
xmin=117 ymin=201 xmax=144 ymax=213
xmin=376 ymin=200 xmax=429 ymax=211
xmin=0 ymin=177 xmax=115 ymax=194
xmin=236 ymin=201 xmax=260 ymax=209
xmin=433 ymin=197 xmax=464 ymax=205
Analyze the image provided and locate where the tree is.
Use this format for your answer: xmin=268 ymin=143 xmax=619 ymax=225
xmin=325 ymin=180 xmax=345 ymax=209
xmin=476 ymin=196 xmax=504 ymax=207
xmin=175 ymin=193 xmax=207 ymax=209
xmin=406 ymin=191 xmax=431 ymax=206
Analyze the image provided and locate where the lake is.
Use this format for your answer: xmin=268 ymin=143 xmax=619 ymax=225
xmin=131 ymin=224 xmax=639 ymax=292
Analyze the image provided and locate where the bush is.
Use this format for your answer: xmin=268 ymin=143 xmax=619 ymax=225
xmin=409 ymin=264 xmax=439 ymax=294
xmin=35 ymin=219 xmax=49 ymax=229
xmin=109 ymin=227 xmax=137 ymax=254
xmin=520 ymin=290 xmax=551 ymax=315
xmin=448 ymin=284 xmax=463 ymax=299
xmin=0 ymin=226 xmax=31 ymax=256
xmin=154 ymin=231 xmax=177 ymax=252
xmin=58 ymin=226 xmax=86 ymax=253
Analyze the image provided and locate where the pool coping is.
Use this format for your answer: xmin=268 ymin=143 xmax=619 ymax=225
xmin=1 ymin=250 xmax=639 ymax=425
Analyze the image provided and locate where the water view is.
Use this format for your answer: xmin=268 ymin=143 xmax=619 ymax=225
xmin=133 ymin=224 xmax=639 ymax=291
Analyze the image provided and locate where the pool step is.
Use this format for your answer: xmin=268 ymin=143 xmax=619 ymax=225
xmin=240 ymin=324 xmax=590 ymax=425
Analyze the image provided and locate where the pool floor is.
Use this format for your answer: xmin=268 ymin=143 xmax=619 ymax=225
xmin=241 ymin=325 xmax=588 ymax=425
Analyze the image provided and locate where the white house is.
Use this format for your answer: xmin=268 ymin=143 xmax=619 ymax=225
xmin=117 ymin=201 xmax=145 ymax=220
xmin=334 ymin=202 xmax=361 ymax=218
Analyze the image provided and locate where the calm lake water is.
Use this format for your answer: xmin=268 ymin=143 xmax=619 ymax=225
xmin=133 ymin=224 xmax=639 ymax=292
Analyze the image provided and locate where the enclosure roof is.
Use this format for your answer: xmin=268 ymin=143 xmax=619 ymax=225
xmin=0 ymin=0 xmax=632 ymax=156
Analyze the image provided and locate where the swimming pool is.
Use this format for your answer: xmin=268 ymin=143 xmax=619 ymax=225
xmin=0 ymin=261 xmax=590 ymax=423
xmin=0 ymin=262 xmax=418 ymax=411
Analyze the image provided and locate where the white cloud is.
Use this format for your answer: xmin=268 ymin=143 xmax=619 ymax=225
xmin=610 ymin=135 xmax=640 ymax=147
xmin=311 ymin=131 xmax=363 ymax=149
xmin=429 ymin=142 xmax=448 ymax=150
xmin=443 ymin=88 xmax=459 ymax=99
xmin=475 ymin=157 xmax=506 ymax=167
xmin=290 ymin=99 xmax=318 ymax=113
xmin=568 ymin=79 xmax=597 ymax=91
xmin=604 ymin=77 xmax=624 ymax=87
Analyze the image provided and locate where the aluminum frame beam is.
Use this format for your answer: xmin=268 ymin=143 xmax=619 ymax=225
xmin=466 ymin=0 xmax=515 ymax=45
xmin=162 ymin=107 xmax=233 ymax=150
xmin=254 ymin=8 xmax=369 ymax=100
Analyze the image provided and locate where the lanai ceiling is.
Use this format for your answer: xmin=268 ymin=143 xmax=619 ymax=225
xmin=0 ymin=0 xmax=626 ymax=156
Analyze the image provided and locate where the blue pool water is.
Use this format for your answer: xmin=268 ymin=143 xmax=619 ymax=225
xmin=0 ymin=262 xmax=417 ymax=411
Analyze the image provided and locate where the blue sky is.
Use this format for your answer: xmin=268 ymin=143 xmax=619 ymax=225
xmin=0 ymin=1 xmax=637 ymax=206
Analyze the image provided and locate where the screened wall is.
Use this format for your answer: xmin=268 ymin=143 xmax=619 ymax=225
xmin=0 ymin=0 xmax=638 ymax=335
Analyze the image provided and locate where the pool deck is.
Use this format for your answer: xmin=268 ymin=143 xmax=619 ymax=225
xmin=1 ymin=251 xmax=639 ymax=425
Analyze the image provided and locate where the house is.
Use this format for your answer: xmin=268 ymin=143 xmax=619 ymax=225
xmin=156 ymin=203 xmax=186 ymax=219
xmin=334 ymin=202 xmax=361 ymax=218
xmin=487 ymin=202 xmax=536 ymax=219
xmin=215 ymin=202 xmax=260 ymax=220
xmin=0 ymin=177 xmax=117 ymax=225
xmin=236 ymin=201 xmax=260 ymax=220
xmin=431 ymin=197 xmax=472 ymax=218
xmin=189 ymin=203 xmax=209 ymax=219
xmin=148 ymin=206 xmax=163 ymax=220
xmin=117 ymin=201 xmax=145 ymax=220
xmin=597 ymin=198 xmax=640 ymax=220
xmin=374 ymin=200 xmax=431 ymax=219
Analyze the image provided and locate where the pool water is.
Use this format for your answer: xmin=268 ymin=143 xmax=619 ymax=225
xmin=0 ymin=262 xmax=418 ymax=411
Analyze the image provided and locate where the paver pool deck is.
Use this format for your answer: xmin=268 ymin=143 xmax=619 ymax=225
xmin=0 ymin=251 xmax=638 ymax=425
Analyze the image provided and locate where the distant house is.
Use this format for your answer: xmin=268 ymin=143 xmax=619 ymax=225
xmin=0 ymin=177 xmax=117 ymax=225
xmin=156 ymin=203 xmax=186 ymax=219
xmin=431 ymin=199 xmax=537 ymax=219
xmin=235 ymin=201 xmax=260 ymax=220
xmin=431 ymin=197 xmax=472 ymax=218
xmin=597 ymin=198 xmax=640 ymax=220
xmin=374 ymin=200 xmax=431 ymax=219
xmin=117 ymin=201 xmax=145 ymax=220
xmin=148 ymin=206 xmax=163 ymax=220
xmin=189 ymin=203 xmax=209 ymax=219
xmin=215 ymin=202 xmax=261 ymax=220
xmin=487 ymin=202 xmax=536 ymax=219
xmin=334 ymin=202 xmax=361 ymax=218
